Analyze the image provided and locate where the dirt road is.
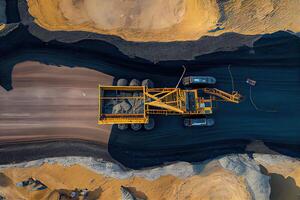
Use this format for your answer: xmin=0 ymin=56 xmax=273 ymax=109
xmin=0 ymin=61 xmax=113 ymax=145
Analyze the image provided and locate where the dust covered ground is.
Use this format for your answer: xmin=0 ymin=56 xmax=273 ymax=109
xmin=27 ymin=0 xmax=300 ymax=42
xmin=0 ymin=159 xmax=251 ymax=200
xmin=0 ymin=154 xmax=300 ymax=200
xmin=0 ymin=61 xmax=113 ymax=145
xmin=1 ymin=1 xmax=300 ymax=199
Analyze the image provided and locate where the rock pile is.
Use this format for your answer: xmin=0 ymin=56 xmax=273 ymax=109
xmin=111 ymin=93 xmax=144 ymax=115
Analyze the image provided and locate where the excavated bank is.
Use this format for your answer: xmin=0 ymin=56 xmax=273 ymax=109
xmin=0 ymin=154 xmax=275 ymax=200
xmin=0 ymin=0 xmax=300 ymax=177
xmin=1 ymin=153 xmax=299 ymax=199
xmin=27 ymin=0 xmax=300 ymax=42
xmin=18 ymin=0 xmax=300 ymax=62
xmin=17 ymin=0 xmax=261 ymax=62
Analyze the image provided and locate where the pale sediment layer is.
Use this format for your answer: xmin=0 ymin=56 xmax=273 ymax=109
xmin=0 ymin=154 xmax=272 ymax=200
xmin=2 ymin=154 xmax=299 ymax=199
xmin=1 ymin=163 xmax=250 ymax=199
xmin=27 ymin=0 xmax=300 ymax=42
xmin=15 ymin=0 xmax=262 ymax=62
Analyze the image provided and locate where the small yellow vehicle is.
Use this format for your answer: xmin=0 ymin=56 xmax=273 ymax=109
xmin=98 ymin=77 xmax=242 ymax=131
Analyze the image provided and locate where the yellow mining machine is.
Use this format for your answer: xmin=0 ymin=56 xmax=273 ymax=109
xmin=98 ymin=76 xmax=242 ymax=131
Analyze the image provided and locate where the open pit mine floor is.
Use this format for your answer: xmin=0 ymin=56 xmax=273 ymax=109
xmin=0 ymin=5 xmax=300 ymax=168
xmin=1 ymin=55 xmax=300 ymax=169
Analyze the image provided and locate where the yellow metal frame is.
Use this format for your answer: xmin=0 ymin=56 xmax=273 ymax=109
xmin=98 ymin=85 xmax=148 ymax=125
xmin=145 ymin=88 xmax=184 ymax=114
xmin=98 ymin=85 xmax=242 ymax=125
xmin=203 ymin=88 xmax=242 ymax=103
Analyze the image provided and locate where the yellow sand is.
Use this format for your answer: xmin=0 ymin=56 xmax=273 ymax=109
xmin=0 ymin=24 xmax=5 ymax=31
xmin=0 ymin=163 xmax=251 ymax=200
xmin=27 ymin=0 xmax=219 ymax=42
xmin=27 ymin=0 xmax=300 ymax=42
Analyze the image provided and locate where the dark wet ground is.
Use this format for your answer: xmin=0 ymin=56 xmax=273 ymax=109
xmin=0 ymin=140 xmax=112 ymax=165
xmin=0 ymin=21 xmax=300 ymax=168
xmin=109 ymin=65 xmax=300 ymax=168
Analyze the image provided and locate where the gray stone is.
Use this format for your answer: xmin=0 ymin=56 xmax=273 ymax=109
xmin=142 ymin=79 xmax=154 ymax=88
xmin=112 ymin=103 xmax=123 ymax=114
xmin=112 ymin=101 xmax=132 ymax=114
xmin=117 ymin=79 xmax=128 ymax=86
xmin=219 ymin=154 xmax=270 ymax=200
xmin=120 ymin=101 xmax=132 ymax=112
xmin=120 ymin=186 xmax=145 ymax=200
xmin=129 ymin=79 xmax=141 ymax=86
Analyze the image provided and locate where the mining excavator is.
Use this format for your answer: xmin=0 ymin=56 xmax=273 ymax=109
xmin=98 ymin=76 xmax=242 ymax=131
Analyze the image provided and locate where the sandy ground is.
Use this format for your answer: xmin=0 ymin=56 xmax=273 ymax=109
xmin=254 ymin=154 xmax=300 ymax=200
xmin=0 ymin=162 xmax=250 ymax=200
xmin=0 ymin=153 xmax=298 ymax=200
xmin=0 ymin=61 xmax=113 ymax=145
xmin=27 ymin=0 xmax=300 ymax=42
xmin=0 ymin=24 xmax=5 ymax=31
